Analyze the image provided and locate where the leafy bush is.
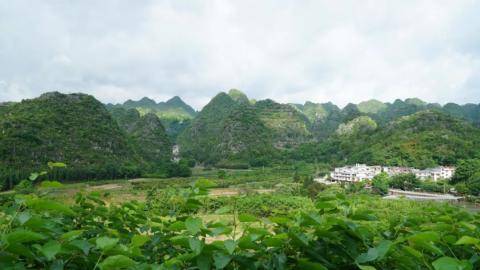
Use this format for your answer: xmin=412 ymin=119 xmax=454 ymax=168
xmin=372 ymin=172 xmax=389 ymax=195
xmin=13 ymin=179 xmax=34 ymax=194
xmin=467 ymin=172 xmax=480 ymax=196
xmin=1 ymin=184 xmax=479 ymax=269
xmin=418 ymin=180 xmax=451 ymax=193
xmin=389 ymin=173 xmax=419 ymax=190
xmin=451 ymin=159 xmax=480 ymax=184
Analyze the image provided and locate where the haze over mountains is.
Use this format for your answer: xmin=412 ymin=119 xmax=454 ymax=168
xmin=0 ymin=89 xmax=479 ymax=185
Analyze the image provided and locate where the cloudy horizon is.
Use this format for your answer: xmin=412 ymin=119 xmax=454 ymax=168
xmin=1 ymin=1 xmax=479 ymax=110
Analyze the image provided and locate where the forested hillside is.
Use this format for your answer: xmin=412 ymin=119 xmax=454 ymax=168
xmin=1 ymin=91 xmax=479 ymax=179
xmin=172 ymin=90 xmax=480 ymax=167
xmin=108 ymin=96 xmax=196 ymax=140
xmin=0 ymin=92 xmax=141 ymax=187
xmin=177 ymin=92 xmax=276 ymax=167
xmin=292 ymin=111 xmax=480 ymax=168
xmin=109 ymin=107 xmax=172 ymax=170
xmin=254 ymin=99 xmax=313 ymax=148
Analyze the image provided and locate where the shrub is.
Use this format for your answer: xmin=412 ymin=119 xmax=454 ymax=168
xmin=13 ymin=179 xmax=34 ymax=194
xmin=389 ymin=173 xmax=419 ymax=190
xmin=372 ymin=172 xmax=389 ymax=195
xmin=467 ymin=172 xmax=480 ymax=196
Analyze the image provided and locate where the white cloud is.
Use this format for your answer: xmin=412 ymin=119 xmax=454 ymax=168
xmin=0 ymin=0 xmax=479 ymax=109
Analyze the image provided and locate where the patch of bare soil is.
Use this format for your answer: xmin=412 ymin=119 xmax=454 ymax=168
xmin=208 ymin=188 xmax=275 ymax=196
xmin=209 ymin=188 xmax=239 ymax=196
xmin=89 ymin=184 xmax=122 ymax=191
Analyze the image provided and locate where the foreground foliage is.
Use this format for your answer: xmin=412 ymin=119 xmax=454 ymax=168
xmin=0 ymin=181 xmax=479 ymax=270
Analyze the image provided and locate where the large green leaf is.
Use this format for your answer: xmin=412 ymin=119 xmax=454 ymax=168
xmin=185 ymin=217 xmax=203 ymax=235
xmin=455 ymin=236 xmax=480 ymax=246
xmin=432 ymin=257 xmax=472 ymax=270
xmin=60 ymin=230 xmax=84 ymax=242
xmin=100 ymin=255 xmax=136 ymax=270
xmin=39 ymin=240 xmax=61 ymax=261
xmin=26 ymin=198 xmax=74 ymax=216
xmin=223 ymin=240 xmax=236 ymax=255
xmin=197 ymin=255 xmax=212 ymax=270
xmin=358 ymin=265 xmax=377 ymax=270
xmin=69 ymin=239 xmax=93 ymax=255
xmin=130 ymin=235 xmax=150 ymax=248
xmin=6 ymin=230 xmax=45 ymax=245
xmin=16 ymin=211 xmax=31 ymax=225
xmin=409 ymin=231 xmax=440 ymax=243
xmin=213 ymin=251 xmax=231 ymax=269
xmin=356 ymin=248 xmax=379 ymax=264
xmin=297 ymin=259 xmax=328 ymax=270
xmin=238 ymin=214 xmax=258 ymax=223
xmin=214 ymin=206 xmax=232 ymax=214
xmin=96 ymin=237 xmax=119 ymax=251
xmin=189 ymin=238 xmax=203 ymax=255
xmin=356 ymin=240 xmax=393 ymax=263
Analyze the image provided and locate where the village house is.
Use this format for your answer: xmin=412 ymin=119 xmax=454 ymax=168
xmin=383 ymin=166 xmax=419 ymax=176
xmin=330 ymin=164 xmax=382 ymax=182
xmin=415 ymin=166 xmax=456 ymax=182
xmin=330 ymin=164 xmax=455 ymax=183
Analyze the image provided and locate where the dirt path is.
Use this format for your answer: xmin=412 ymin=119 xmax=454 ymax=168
xmin=89 ymin=184 xmax=122 ymax=191
xmin=209 ymin=188 xmax=274 ymax=197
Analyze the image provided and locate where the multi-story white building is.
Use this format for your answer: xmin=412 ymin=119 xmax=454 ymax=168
xmin=330 ymin=164 xmax=455 ymax=183
xmin=330 ymin=164 xmax=382 ymax=182
xmin=383 ymin=166 xmax=419 ymax=176
xmin=415 ymin=166 xmax=455 ymax=182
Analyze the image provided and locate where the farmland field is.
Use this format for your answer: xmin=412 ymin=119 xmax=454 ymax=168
xmin=1 ymin=166 xmax=479 ymax=270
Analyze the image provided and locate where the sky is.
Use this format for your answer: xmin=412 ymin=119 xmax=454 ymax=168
xmin=0 ymin=1 xmax=479 ymax=110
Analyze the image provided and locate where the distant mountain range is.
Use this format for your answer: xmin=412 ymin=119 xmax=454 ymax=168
xmin=107 ymin=96 xmax=196 ymax=140
xmin=108 ymin=96 xmax=196 ymax=120
xmin=0 ymin=90 xmax=479 ymax=184
xmin=174 ymin=89 xmax=480 ymax=167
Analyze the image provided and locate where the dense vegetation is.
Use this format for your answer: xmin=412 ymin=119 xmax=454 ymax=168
xmin=177 ymin=92 xmax=276 ymax=167
xmin=108 ymin=96 xmax=196 ymax=140
xmin=292 ymin=111 xmax=480 ymax=168
xmin=0 ymin=93 xmax=142 ymax=188
xmin=1 ymin=90 xmax=479 ymax=186
xmin=109 ymin=108 xmax=172 ymax=170
xmin=1 ymin=178 xmax=479 ymax=270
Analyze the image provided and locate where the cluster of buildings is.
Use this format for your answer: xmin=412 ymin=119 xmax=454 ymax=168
xmin=330 ymin=164 xmax=455 ymax=183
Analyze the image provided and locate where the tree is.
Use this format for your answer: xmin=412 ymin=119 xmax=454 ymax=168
xmin=454 ymin=182 xmax=468 ymax=195
xmin=451 ymin=159 xmax=480 ymax=184
xmin=167 ymin=162 xmax=192 ymax=177
xmin=389 ymin=173 xmax=419 ymax=190
xmin=467 ymin=172 xmax=480 ymax=196
xmin=218 ymin=170 xmax=226 ymax=179
xmin=372 ymin=172 xmax=389 ymax=195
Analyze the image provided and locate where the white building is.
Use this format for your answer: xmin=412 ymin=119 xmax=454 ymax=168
xmin=330 ymin=164 xmax=382 ymax=182
xmin=383 ymin=166 xmax=419 ymax=176
xmin=330 ymin=164 xmax=455 ymax=183
xmin=415 ymin=166 xmax=455 ymax=182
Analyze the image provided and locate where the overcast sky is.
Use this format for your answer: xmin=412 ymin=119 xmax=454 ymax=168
xmin=1 ymin=1 xmax=479 ymax=109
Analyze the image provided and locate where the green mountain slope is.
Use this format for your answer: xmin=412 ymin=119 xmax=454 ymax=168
xmin=443 ymin=103 xmax=480 ymax=127
xmin=177 ymin=92 xmax=275 ymax=166
xmin=109 ymin=107 xmax=172 ymax=167
xmin=290 ymin=101 xmax=334 ymax=122
xmin=119 ymin=96 xmax=196 ymax=120
xmin=294 ymin=111 xmax=480 ymax=168
xmin=357 ymin=99 xmax=387 ymax=114
xmin=0 ymin=92 xmax=141 ymax=185
xmin=254 ymin=99 xmax=312 ymax=148
xmin=228 ymin=89 xmax=250 ymax=104
xmin=109 ymin=96 xmax=196 ymax=140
